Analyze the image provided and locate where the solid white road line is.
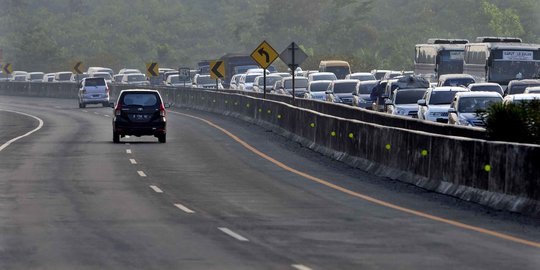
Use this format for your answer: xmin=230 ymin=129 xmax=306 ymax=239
xmin=126 ymin=149 xmax=132 ymax=154
xmin=292 ymin=264 xmax=313 ymax=270
xmin=137 ymin=171 xmax=147 ymax=177
xmin=218 ymin=227 xmax=249 ymax=242
xmin=150 ymin=185 xmax=163 ymax=193
xmin=129 ymin=159 xmax=137 ymax=165
xmin=94 ymin=112 xmax=99 ymax=115
xmin=174 ymin=203 xmax=195 ymax=214
xmin=0 ymin=110 xmax=44 ymax=153
xmin=104 ymin=115 xmax=111 ymax=118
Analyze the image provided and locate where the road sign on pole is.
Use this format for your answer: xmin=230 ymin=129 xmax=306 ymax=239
xmin=178 ymin=67 xmax=190 ymax=87
xmin=3 ymin=63 xmax=12 ymax=75
xmin=73 ymin=61 xmax=84 ymax=75
xmin=280 ymin=42 xmax=308 ymax=104
xmin=250 ymin=40 xmax=279 ymax=69
xmin=146 ymin=62 xmax=159 ymax=77
xmin=210 ymin=60 xmax=224 ymax=80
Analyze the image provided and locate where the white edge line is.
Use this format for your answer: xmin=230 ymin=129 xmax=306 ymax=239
xmin=149 ymin=185 xmax=163 ymax=193
xmin=0 ymin=109 xmax=44 ymax=152
xmin=174 ymin=203 xmax=195 ymax=214
xmin=218 ymin=227 xmax=249 ymax=242
xmin=137 ymin=171 xmax=147 ymax=177
xmin=292 ymin=264 xmax=313 ymax=270
xmin=130 ymin=159 xmax=137 ymax=164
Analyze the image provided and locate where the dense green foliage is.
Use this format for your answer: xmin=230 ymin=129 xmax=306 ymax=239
xmin=1 ymin=0 xmax=539 ymax=72
xmin=483 ymin=100 xmax=540 ymax=144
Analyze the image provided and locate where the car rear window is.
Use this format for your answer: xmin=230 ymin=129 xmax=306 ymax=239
xmin=128 ymin=74 xmax=146 ymax=82
xmin=85 ymin=78 xmax=106 ymax=86
xmin=122 ymin=93 xmax=159 ymax=107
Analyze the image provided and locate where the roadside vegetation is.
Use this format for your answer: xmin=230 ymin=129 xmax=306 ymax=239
xmin=483 ymin=100 xmax=540 ymax=144
xmin=0 ymin=0 xmax=539 ymax=72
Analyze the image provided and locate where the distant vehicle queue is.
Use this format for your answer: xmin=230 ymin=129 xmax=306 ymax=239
xmin=2 ymin=36 xmax=540 ymax=128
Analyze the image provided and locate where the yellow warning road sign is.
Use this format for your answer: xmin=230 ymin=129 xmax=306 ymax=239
xmin=146 ymin=62 xmax=159 ymax=77
xmin=250 ymin=40 xmax=279 ymax=69
xmin=210 ymin=60 xmax=225 ymax=80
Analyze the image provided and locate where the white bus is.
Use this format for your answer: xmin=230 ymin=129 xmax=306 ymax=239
xmin=463 ymin=37 xmax=540 ymax=86
xmin=414 ymin=39 xmax=468 ymax=82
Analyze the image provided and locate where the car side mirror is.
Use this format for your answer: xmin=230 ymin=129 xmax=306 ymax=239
xmin=417 ymin=99 xmax=427 ymax=106
xmin=448 ymin=108 xmax=457 ymax=114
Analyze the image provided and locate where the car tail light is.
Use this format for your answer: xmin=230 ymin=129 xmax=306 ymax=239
xmin=159 ymin=103 xmax=166 ymax=117
xmin=115 ymin=102 xmax=122 ymax=116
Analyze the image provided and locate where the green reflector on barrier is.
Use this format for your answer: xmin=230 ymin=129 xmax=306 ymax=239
xmin=213 ymin=100 xmax=216 ymax=103
xmin=225 ymin=100 xmax=228 ymax=104
xmin=484 ymin=165 xmax=491 ymax=172
xmin=310 ymin=123 xmax=315 ymax=128
xmin=421 ymin=149 xmax=428 ymax=156
xmin=348 ymin=133 xmax=354 ymax=139
xmin=235 ymin=102 xmax=238 ymax=105
xmin=277 ymin=114 xmax=282 ymax=119
xmin=385 ymin=144 xmax=391 ymax=150
xmin=258 ymin=108 xmax=262 ymax=112
xmin=247 ymin=104 xmax=250 ymax=108
xmin=331 ymin=131 xmax=336 ymax=137
xmin=267 ymin=110 xmax=271 ymax=114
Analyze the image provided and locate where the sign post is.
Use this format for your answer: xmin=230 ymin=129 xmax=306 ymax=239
xmin=250 ymin=40 xmax=279 ymax=99
xmin=210 ymin=60 xmax=225 ymax=90
xmin=279 ymin=42 xmax=308 ymax=105
xmin=178 ymin=67 xmax=191 ymax=88
xmin=73 ymin=61 xmax=84 ymax=87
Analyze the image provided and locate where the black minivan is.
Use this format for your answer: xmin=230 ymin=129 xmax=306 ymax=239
xmin=112 ymin=89 xmax=168 ymax=143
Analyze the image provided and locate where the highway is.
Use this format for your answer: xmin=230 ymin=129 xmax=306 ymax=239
xmin=0 ymin=96 xmax=539 ymax=269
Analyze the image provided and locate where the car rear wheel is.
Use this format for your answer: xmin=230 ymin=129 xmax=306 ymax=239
xmin=158 ymin=134 xmax=166 ymax=143
xmin=113 ymin=132 xmax=120 ymax=143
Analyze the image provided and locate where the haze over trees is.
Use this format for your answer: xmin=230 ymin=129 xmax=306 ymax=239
xmin=0 ymin=0 xmax=538 ymax=72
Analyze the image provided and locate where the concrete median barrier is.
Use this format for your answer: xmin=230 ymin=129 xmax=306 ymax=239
xmin=1 ymin=82 xmax=538 ymax=216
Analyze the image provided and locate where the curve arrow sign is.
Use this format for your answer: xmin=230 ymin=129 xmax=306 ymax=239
xmin=258 ymin=48 xmax=270 ymax=63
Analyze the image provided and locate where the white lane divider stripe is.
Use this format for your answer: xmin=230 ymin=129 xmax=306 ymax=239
xmin=218 ymin=227 xmax=249 ymax=242
xmin=174 ymin=203 xmax=195 ymax=214
xmin=104 ymin=115 xmax=111 ymax=118
xmin=137 ymin=171 xmax=147 ymax=177
xmin=82 ymin=110 xmax=88 ymax=113
xmin=126 ymin=149 xmax=132 ymax=154
xmin=93 ymin=112 xmax=99 ymax=115
xmin=130 ymin=159 xmax=137 ymax=164
xmin=150 ymin=185 xmax=163 ymax=193
xmin=0 ymin=110 xmax=44 ymax=152
xmin=292 ymin=264 xmax=313 ymax=270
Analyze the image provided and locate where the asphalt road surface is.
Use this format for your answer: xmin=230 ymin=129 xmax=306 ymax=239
xmin=0 ymin=96 xmax=539 ymax=269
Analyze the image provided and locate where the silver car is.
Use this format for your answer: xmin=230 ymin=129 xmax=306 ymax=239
xmin=78 ymin=77 xmax=110 ymax=108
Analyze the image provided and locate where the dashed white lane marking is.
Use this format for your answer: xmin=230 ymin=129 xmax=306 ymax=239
xmin=82 ymin=110 xmax=88 ymax=113
xmin=104 ymin=115 xmax=111 ymax=118
xmin=218 ymin=227 xmax=249 ymax=242
xmin=130 ymin=159 xmax=137 ymax=165
xmin=137 ymin=171 xmax=147 ymax=177
xmin=0 ymin=110 xmax=44 ymax=152
xmin=126 ymin=149 xmax=132 ymax=154
xmin=292 ymin=264 xmax=313 ymax=270
xmin=93 ymin=112 xmax=99 ymax=115
xmin=174 ymin=203 xmax=195 ymax=214
xmin=150 ymin=185 xmax=163 ymax=193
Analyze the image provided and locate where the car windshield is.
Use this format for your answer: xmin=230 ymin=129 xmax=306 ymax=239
xmin=394 ymin=90 xmax=425 ymax=104
xmin=85 ymin=78 xmax=106 ymax=86
xmin=197 ymin=76 xmax=214 ymax=85
xmin=428 ymin=91 xmax=461 ymax=105
xmin=122 ymin=93 xmax=158 ymax=107
xmin=312 ymin=74 xmax=336 ymax=81
xmin=326 ymin=67 xmax=349 ymax=79
xmin=58 ymin=73 xmax=72 ymax=80
xmin=94 ymin=73 xmax=112 ymax=80
xmin=350 ymin=74 xmax=376 ymax=81
xmin=310 ymin=82 xmax=331 ymax=92
xmin=259 ymin=76 xmax=281 ymax=86
xmin=458 ymin=97 xmax=502 ymax=113
xmin=284 ymin=79 xmax=308 ymax=89
xmin=490 ymin=60 xmax=540 ymax=84
xmin=245 ymin=74 xmax=259 ymax=83
xmin=235 ymin=65 xmax=259 ymax=74
xmin=29 ymin=74 xmax=43 ymax=80
xmin=442 ymin=78 xmax=475 ymax=87
xmin=333 ymin=82 xmax=357 ymax=93
xmin=128 ymin=74 xmax=146 ymax=82
xmin=509 ymin=83 xmax=540 ymax=95
xmin=358 ymin=82 xmax=377 ymax=94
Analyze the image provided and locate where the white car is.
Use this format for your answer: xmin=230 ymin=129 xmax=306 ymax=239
xmin=252 ymin=74 xmax=282 ymax=93
xmin=304 ymin=80 xmax=332 ymax=101
xmin=345 ymin=72 xmax=376 ymax=81
xmin=417 ymin=87 xmax=469 ymax=122
xmin=467 ymin=83 xmax=503 ymax=96
xmin=308 ymin=72 xmax=337 ymax=82
xmin=385 ymin=88 xmax=427 ymax=117
xmin=524 ymin=86 xmax=540 ymax=94
xmin=237 ymin=73 xmax=263 ymax=91
xmin=122 ymin=73 xmax=149 ymax=86
xmin=229 ymin=74 xmax=242 ymax=90
xmin=448 ymin=92 xmax=503 ymax=127
xmin=503 ymin=93 xmax=540 ymax=104
xmin=26 ymin=72 xmax=45 ymax=82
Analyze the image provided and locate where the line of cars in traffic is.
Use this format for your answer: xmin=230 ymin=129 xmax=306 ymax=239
xmin=226 ymin=61 xmax=540 ymax=128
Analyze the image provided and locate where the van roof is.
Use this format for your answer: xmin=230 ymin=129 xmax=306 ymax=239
xmin=319 ymin=60 xmax=350 ymax=66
